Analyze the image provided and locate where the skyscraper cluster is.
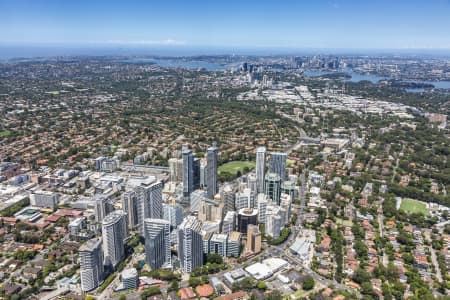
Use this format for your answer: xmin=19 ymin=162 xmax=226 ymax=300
xmin=79 ymin=142 xmax=295 ymax=290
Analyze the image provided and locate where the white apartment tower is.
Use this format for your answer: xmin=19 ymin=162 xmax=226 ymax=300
xmin=178 ymin=216 xmax=204 ymax=273
xmin=256 ymin=147 xmax=266 ymax=193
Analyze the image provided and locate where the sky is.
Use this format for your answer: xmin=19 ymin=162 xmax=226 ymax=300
xmin=1 ymin=0 xmax=450 ymax=51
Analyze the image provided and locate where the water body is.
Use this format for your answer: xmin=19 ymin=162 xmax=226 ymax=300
xmin=119 ymin=58 xmax=227 ymax=71
xmin=303 ymin=69 xmax=450 ymax=91
xmin=304 ymin=69 xmax=389 ymax=83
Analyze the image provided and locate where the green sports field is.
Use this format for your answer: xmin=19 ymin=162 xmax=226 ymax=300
xmin=399 ymin=198 xmax=428 ymax=215
xmin=218 ymin=161 xmax=255 ymax=175
xmin=0 ymin=130 xmax=11 ymax=138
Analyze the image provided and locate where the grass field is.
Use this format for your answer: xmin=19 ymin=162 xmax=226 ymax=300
xmin=0 ymin=130 xmax=11 ymax=138
xmin=400 ymin=198 xmax=428 ymax=215
xmin=287 ymin=159 xmax=295 ymax=167
xmin=336 ymin=218 xmax=353 ymax=227
xmin=218 ymin=161 xmax=255 ymax=175
xmin=45 ymin=90 xmax=60 ymax=95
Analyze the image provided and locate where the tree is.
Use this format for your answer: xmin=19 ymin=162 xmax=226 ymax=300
xmin=188 ymin=277 xmax=202 ymax=288
xmin=266 ymin=290 xmax=283 ymax=300
xmin=361 ymin=282 xmax=375 ymax=297
xmin=168 ymin=279 xmax=179 ymax=292
xmin=354 ymin=240 xmax=368 ymax=259
xmin=118 ymin=295 xmax=126 ymax=300
xmin=206 ymin=253 xmax=223 ymax=264
xmin=257 ymin=281 xmax=267 ymax=290
xmin=302 ymin=275 xmax=315 ymax=290
xmin=353 ymin=268 xmax=371 ymax=284
xmin=140 ymin=286 xmax=161 ymax=299
xmin=402 ymin=253 xmax=414 ymax=264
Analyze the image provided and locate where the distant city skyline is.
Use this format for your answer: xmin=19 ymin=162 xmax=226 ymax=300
xmin=1 ymin=0 xmax=450 ymax=51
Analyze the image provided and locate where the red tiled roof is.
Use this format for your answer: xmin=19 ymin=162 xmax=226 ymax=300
xmin=46 ymin=215 xmax=61 ymax=222
xmin=196 ymin=284 xmax=214 ymax=297
xmin=215 ymin=291 xmax=249 ymax=300
xmin=55 ymin=209 xmax=82 ymax=217
xmin=179 ymin=287 xmax=196 ymax=300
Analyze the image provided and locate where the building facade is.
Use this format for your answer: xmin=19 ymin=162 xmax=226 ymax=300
xmin=255 ymin=147 xmax=266 ymax=193
xmin=237 ymin=208 xmax=258 ymax=234
xmin=246 ymin=225 xmax=261 ymax=254
xmin=264 ymin=173 xmax=282 ymax=205
xmin=182 ymin=146 xmax=194 ymax=201
xmin=79 ymin=238 xmax=104 ymax=292
xmin=269 ymin=152 xmax=287 ymax=182
xmin=209 ymin=233 xmax=228 ymax=257
xmin=135 ymin=180 xmax=163 ymax=233
xmin=122 ymin=191 xmax=138 ymax=229
xmin=102 ymin=210 xmax=127 ymax=269
xmin=222 ymin=211 xmax=237 ymax=235
xmin=144 ymin=218 xmax=171 ymax=269
xmin=30 ymin=191 xmax=59 ymax=208
xmin=178 ymin=216 xmax=204 ymax=273
xmin=163 ymin=203 xmax=183 ymax=228
xmin=206 ymin=142 xmax=218 ymax=199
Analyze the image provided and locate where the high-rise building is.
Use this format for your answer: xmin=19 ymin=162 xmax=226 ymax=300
xmin=264 ymin=173 xmax=282 ymax=205
xmin=209 ymin=233 xmax=228 ymax=257
xmin=246 ymin=225 xmax=261 ymax=254
xmin=95 ymin=157 xmax=119 ymax=172
xmin=202 ymin=220 xmax=221 ymax=234
xmin=281 ymin=180 xmax=297 ymax=203
xmin=206 ymin=142 xmax=218 ymax=199
xmin=269 ymin=152 xmax=287 ymax=182
xmin=79 ymin=238 xmax=104 ymax=292
xmin=94 ymin=194 xmax=112 ymax=223
xmin=247 ymin=173 xmax=257 ymax=198
xmin=280 ymin=193 xmax=292 ymax=224
xmin=102 ymin=210 xmax=126 ymax=269
xmin=255 ymin=147 xmax=266 ymax=193
xmin=121 ymin=268 xmax=138 ymax=290
xmin=169 ymin=158 xmax=183 ymax=182
xmin=69 ymin=217 xmax=86 ymax=236
xmin=95 ymin=157 xmax=106 ymax=171
xmin=135 ymin=180 xmax=163 ymax=233
xmin=193 ymin=157 xmax=201 ymax=190
xmin=144 ymin=218 xmax=171 ymax=269
xmin=221 ymin=184 xmax=235 ymax=213
xmin=200 ymin=162 xmax=206 ymax=188
xmin=203 ymin=232 xmax=213 ymax=255
xmin=182 ymin=146 xmax=194 ymax=201
xmin=222 ymin=211 xmax=237 ymax=235
xmin=163 ymin=204 xmax=183 ymax=229
xmin=198 ymin=198 xmax=224 ymax=222
xmin=235 ymin=188 xmax=253 ymax=211
xmin=256 ymin=193 xmax=269 ymax=224
xmin=30 ymin=191 xmax=59 ymax=208
xmin=122 ymin=191 xmax=138 ymax=229
xmin=227 ymin=231 xmax=242 ymax=258
xmin=237 ymin=208 xmax=258 ymax=234
xmin=178 ymin=216 xmax=204 ymax=273
xmin=266 ymin=209 xmax=283 ymax=238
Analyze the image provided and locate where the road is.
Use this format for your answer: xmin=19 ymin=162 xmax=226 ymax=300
xmin=278 ymin=112 xmax=307 ymax=154
xmin=97 ymin=253 xmax=140 ymax=299
xmin=391 ymin=145 xmax=404 ymax=183
xmin=424 ymin=230 xmax=443 ymax=283
xmin=377 ymin=197 xmax=388 ymax=267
